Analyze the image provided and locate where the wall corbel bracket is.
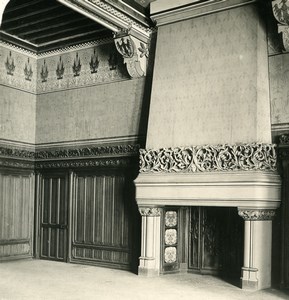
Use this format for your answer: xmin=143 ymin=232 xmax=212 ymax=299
xmin=272 ymin=0 xmax=289 ymax=52
xmin=57 ymin=0 xmax=152 ymax=78
xmin=114 ymin=29 xmax=149 ymax=78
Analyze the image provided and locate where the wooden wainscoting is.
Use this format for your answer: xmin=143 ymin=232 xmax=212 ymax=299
xmin=71 ymin=169 xmax=135 ymax=270
xmin=0 ymin=170 xmax=35 ymax=261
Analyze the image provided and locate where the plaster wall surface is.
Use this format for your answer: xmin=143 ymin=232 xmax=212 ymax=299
xmin=36 ymin=78 xmax=146 ymax=144
xmin=0 ymin=85 xmax=36 ymax=144
xmin=146 ymin=4 xmax=271 ymax=148
xmin=269 ymin=53 xmax=289 ymax=125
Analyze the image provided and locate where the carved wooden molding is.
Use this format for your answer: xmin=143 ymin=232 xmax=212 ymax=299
xmin=36 ymin=144 xmax=139 ymax=160
xmin=238 ymin=209 xmax=276 ymax=221
xmin=35 ymin=157 xmax=135 ymax=169
xmin=0 ymin=144 xmax=139 ymax=169
xmin=139 ymin=143 xmax=277 ymax=173
xmin=139 ymin=207 xmax=161 ymax=216
xmin=272 ymin=0 xmax=289 ymax=52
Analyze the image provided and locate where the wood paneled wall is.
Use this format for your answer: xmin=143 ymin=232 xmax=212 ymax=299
xmin=71 ymin=171 xmax=133 ymax=269
xmin=0 ymin=170 xmax=35 ymax=260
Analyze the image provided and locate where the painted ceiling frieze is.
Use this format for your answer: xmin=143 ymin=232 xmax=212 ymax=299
xmin=0 ymin=46 xmax=37 ymax=93
xmin=0 ymin=41 xmax=130 ymax=94
xmin=36 ymin=42 xmax=129 ymax=93
xmin=139 ymin=143 xmax=277 ymax=173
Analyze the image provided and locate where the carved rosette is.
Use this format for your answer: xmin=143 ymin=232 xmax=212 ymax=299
xmin=139 ymin=207 xmax=161 ymax=217
xmin=238 ymin=209 xmax=276 ymax=221
xmin=272 ymin=0 xmax=289 ymax=52
xmin=280 ymin=134 xmax=289 ymax=145
xmin=114 ymin=33 xmax=149 ymax=78
xmin=139 ymin=143 xmax=277 ymax=173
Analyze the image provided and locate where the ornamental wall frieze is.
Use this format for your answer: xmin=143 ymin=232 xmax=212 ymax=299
xmin=1 ymin=41 xmax=129 ymax=94
xmin=35 ymin=144 xmax=139 ymax=160
xmin=0 ymin=144 xmax=139 ymax=170
xmin=0 ymin=147 xmax=35 ymax=160
xmin=139 ymin=143 xmax=277 ymax=173
xmin=238 ymin=209 xmax=276 ymax=221
xmin=139 ymin=207 xmax=161 ymax=217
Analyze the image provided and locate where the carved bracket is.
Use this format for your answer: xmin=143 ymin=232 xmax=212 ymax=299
xmin=56 ymin=0 xmax=152 ymax=78
xmin=272 ymin=0 xmax=289 ymax=52
xmin=114 ymin=31 xmax=149 ymax=78
xmin=238 ymin=209 xmax=276 ymax=221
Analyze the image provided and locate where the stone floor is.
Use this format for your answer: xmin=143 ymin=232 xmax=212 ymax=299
xmin=0 ymin=260 xmax=289 ymax=300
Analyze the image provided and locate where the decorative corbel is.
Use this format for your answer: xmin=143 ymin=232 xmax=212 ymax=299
xmin=56 ymin=0 xmax=152 ymax=78
xmin=114 ymin=28 xmax=149 ymax=78
xmin=272 ymin=0 xmax=289 ymax=52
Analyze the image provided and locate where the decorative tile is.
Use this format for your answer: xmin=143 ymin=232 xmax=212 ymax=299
xmin=165 ymin=211 xmax=177 ymax=227
xmin=164 ymin=246 xmax=177 ymax=263
xmin=165 ymin=229 xmax=177 ymax=245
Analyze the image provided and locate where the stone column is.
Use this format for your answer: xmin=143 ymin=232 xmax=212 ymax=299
xmin=238 ymin=209 xmax=276 ymax=290
xmin=138 ymin=207 xmax=161 ymax=276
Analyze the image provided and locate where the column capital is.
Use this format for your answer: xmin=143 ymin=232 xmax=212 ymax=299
xmin=139 ymin=207 xmax=161 ymax=217
xmin=238 ymin=209 xmax=276 ymax=221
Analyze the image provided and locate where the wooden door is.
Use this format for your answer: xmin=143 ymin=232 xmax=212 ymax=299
xmin=189 ymin=207 xmax=243 ymax=277
xmin=40 ymin=174 xmax=68 ymax=261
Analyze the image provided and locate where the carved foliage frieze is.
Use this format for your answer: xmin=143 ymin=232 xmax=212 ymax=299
xmin=0 ymin=144 xmax=139 ymax=169
xmin=36 ymin=144 xmax=139 ymax=160
xmin=238 ymin=209 xmax=276 ymax=221
xmin=139 ymin=144 xmax=277 ymax=173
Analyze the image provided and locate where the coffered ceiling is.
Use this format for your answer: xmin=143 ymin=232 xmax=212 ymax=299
xmin=0 ymin=0 xmax=110 ymax=52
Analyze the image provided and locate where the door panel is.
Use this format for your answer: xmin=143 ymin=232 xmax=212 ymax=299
xmin=71 ymin=171 xmax=132 ymax=269
xmin=40 ymin=175 xmax=68 ymax=261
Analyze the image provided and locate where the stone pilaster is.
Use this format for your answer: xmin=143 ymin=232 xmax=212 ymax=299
xmin=238 ymin=209 xmax=276 ymax=290
xmin=138 ymin=207 xmax=161 ymax=276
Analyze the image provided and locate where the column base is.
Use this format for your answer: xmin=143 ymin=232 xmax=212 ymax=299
xmin=241 ymin=267 xmax=258 ymax=290
xmin=138 ymin=267 xmax=159 ymax=277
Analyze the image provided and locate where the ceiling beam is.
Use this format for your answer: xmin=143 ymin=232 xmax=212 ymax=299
xmin=2 ymin=5 xmax=63 ymax=24
xmin=17 ymin=17 xmax=88 ymax=37
xmin=28 ymin=24 xmax=101 ymax=42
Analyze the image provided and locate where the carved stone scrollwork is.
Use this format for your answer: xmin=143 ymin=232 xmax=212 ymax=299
xmin=114 ymin=31 xmax=149 ymax=78
xmin=139 ymin=143 xmax=277 ymax=173
xmin=272 ymin=0 xmax=289 ymax=52
xmin=139 ymin=207 xmax=161 ymax=217
xmin=238 ymin=209 xmax=276 ymax=221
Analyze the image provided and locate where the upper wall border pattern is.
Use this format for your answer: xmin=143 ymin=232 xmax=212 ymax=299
xmin=139 ymin=144 xmax=277 ymax=173
xmin=0 ymin=38 xmax=113 ymax=58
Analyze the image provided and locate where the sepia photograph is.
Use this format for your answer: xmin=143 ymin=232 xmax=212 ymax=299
xmin=0 ymin=0 xmax=289 ymax=299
